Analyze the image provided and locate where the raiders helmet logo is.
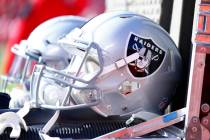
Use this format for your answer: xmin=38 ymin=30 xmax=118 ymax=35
xmin=127 ymin=33 xmax=165 ymax=77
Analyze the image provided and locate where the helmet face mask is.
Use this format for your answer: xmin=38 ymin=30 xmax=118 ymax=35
xmin=31 ymin=41 xmax=104 ymax=110
xmin=31 ymin=11 xmax=182 ymax=117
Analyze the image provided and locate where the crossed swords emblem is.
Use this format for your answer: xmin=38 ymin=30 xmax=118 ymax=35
xmin=130 ymin=43 xmax=159 ymax=74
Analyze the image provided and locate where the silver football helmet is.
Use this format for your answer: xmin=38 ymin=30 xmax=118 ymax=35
xmin=0 ymin=16 xmax=87 ymax=93
xmin=31 ymin=11 xmax=182 ymax=117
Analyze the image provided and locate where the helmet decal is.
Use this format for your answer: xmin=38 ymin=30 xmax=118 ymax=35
xmin=127 ymin=33 xmax=165 ymax=77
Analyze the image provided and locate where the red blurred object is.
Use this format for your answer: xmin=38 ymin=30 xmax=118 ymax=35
xmin=1 ymin=0 xmax=105 ymax=74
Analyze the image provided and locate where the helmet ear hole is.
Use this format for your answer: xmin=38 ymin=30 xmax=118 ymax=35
xmin=45 ymin=39 xmax=51 ymax=45
xmin=67 ymin=58 xmax=71 ymax=64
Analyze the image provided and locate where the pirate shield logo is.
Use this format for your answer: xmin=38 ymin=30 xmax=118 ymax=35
xmin=127 ymin=33 xmax=165 ymax=77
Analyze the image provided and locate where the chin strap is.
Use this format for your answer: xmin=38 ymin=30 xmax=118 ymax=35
xmin=0 ymin=102 xmax=31 ymax=138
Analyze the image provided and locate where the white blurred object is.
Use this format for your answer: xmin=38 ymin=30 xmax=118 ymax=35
xmin=9 ymin=88 xmax=30 ymax=109
xmin=0 ymin=102 xmax=30 ymax=138
xmin=0 ymin=112 xmax=27 ymax=138
xmin=105 ymin=0 xmax=163 ymax=23
xmin=41 ymin=84 xmax=68 ymax=106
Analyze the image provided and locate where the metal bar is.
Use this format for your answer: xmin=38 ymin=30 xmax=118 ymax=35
xmin=94 ymin=108 xmax=186 ymax=139
xmin=185 ymin=51 xmax=206 ymax=126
